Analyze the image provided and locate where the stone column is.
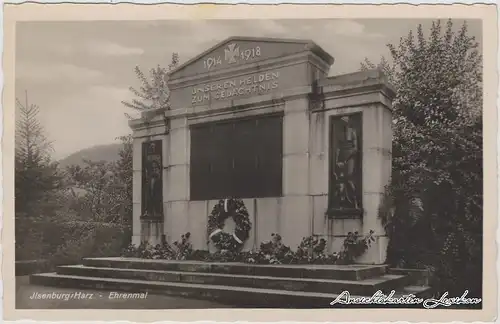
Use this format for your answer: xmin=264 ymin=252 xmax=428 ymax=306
xmin=281 ymin=96 xmax=312 ymax=248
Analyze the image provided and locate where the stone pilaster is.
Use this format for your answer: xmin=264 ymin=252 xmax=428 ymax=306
xmin=163 ymin=115 xmax=190 ymax=244
xmin=131 ymin=138 xmax=143 ymax=246
xmin=357 ymin=103 xmax=392 ymax=264
xmin=316 ymin=69 xmax=395 ymax=264
xmin=281 ymin=96 xmax=312 ymax=248
xmin=129 ymin=108 xmax=168 ymax=246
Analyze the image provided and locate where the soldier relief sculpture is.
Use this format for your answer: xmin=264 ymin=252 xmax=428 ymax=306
xmin=328 ymin=114 xmax=362 ymax=216
xmin=141 ymin=140 xmax=163 ymax=219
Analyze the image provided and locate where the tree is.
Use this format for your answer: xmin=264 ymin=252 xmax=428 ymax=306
xmin=66 ymin=160 xmax=115 ymax=221
xmin=116 ymin=54 xmax=180 ymax=223
xmin=363 ymin=20 xmax=483 ymax=298
xmin=65 ymin=135 xmax=133 ymax=225
xmin=15 ymin=92 xmax=64 ymax=217
xmin=121 ymin=53 xmax=179 ymax=115
xmin=112 ymin=134 xmax=133 ymax=225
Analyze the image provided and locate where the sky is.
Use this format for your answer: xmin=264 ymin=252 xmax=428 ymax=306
xmin=15 ymin=19 xmax=482 ymax=160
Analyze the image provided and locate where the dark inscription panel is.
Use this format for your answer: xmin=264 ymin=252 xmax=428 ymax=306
xmin=328 ymin=113 xmax=363 ymax=218
xmin=141 ymin=140 xmax=163 ymax=219
xmin=190 ymin=114 xmax=283 ymax=201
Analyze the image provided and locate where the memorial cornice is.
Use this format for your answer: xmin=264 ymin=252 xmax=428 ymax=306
xmin=309 ymin=70 xmax=396 ymax=112
xmin=168 ymin=36 xmax=334 ymax=81
xmin=168 ymin=52 xmax=330 ymax=90
xmin=320 ymin=69 xmax=396 ymax=98
xmin=128 ymin=108 xmax=169 ymax=135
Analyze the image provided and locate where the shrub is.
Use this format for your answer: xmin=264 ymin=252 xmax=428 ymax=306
xmin=15 ymin=216 xmax=131 ymax=269
xmin=338 ymin=230 xmax=375 ymax=264
xmin=122 ymin=233 xmax=193 ymax=260
xmin=49 ymin=221 xmax=131 ymax=266
xmin=363 ymin=20 xmax=483 ymax=297
xmin=244 ymin=233 xmax=296 ymax=264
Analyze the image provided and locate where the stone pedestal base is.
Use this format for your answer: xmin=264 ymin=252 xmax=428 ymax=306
xmin=131 ymin=235 xmax=141 ymax=246
xmin=356 ymin=235 xmax=388 ymax=265
xmin=139 ymin=219 xmax=164 ymax=246
xmin=324 ymin=234 xmax=387 ymax=265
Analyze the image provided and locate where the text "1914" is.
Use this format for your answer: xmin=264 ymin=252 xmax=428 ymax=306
xmin=203 ymin=46 xmax=262 ymax=70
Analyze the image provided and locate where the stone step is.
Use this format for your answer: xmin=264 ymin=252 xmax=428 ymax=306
xmin=82 ymin=257 xmax=388 ymax=281
xmin=57 ymin=265 xmax=410 ymax=296
xmin=389 ymin=268 xmax=431 ymax=286
xmin=399 ymin=285 xmax=434 ymax=300
xmin=30 ymin=272 xmax=432 ymax=308
xmin=30 ymin=272 xmax=352 ymax=308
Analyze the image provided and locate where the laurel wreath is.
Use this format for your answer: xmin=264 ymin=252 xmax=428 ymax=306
xmin=207 ymin=198 xmax=252 ymax=252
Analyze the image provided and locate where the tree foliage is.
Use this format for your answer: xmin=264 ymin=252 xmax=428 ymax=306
xmin=15 ymin=92 xmax=64 ymax=217
xmin=114 ymin=134 xmax=133 ymax=224
xmin=64 ymin=135 xmax=133 ymax=224
xmin=363 ymin=20 xmax=482 ymax=298
xmin=121 ymin=53 xmax=179 ymax=114
xmin=15 ymin=93 xmax=133 ymax=263
xmin=66 ymin=160 xmax=115 ymax=221
xmin=117 ymin=52 xmax=180 ymax=219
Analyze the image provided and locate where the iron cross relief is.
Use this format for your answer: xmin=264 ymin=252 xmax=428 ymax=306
xmin=225 ymin=43 xmax=240 ymax=64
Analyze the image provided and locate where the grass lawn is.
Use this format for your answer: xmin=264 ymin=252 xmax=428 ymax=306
xmin=15 ymin=276 xmax=231 ymax=309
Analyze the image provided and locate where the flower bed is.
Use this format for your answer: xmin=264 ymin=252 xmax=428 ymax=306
xmin=122 ymin=231 xmax=375 ymax=265
xmin=123 ymin=198 xmax=375 ymax=265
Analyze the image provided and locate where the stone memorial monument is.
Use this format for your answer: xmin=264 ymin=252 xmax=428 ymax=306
xmin=129 ymin=36 xmax=395 ymax=264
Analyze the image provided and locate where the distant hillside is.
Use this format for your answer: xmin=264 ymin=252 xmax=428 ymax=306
xmin=58 ymin=143 xmax=123 ymax=169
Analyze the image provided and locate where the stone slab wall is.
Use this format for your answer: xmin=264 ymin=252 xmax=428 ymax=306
xmin=130 ymin=37 xmax=394 ymax=264
xmin=162 ymin=90 xmax=313 ymax=251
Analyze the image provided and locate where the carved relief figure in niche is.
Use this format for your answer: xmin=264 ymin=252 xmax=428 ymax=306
xmin=142 ymin=141 xmax=163 ymax=219
xmin=330 ymin=114 xmax=362 ymax=211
